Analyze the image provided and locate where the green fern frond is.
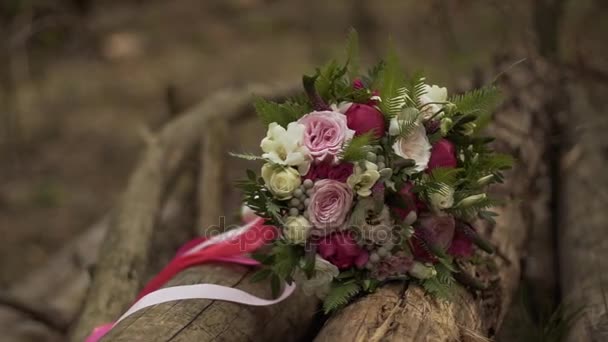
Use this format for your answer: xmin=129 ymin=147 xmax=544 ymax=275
xmin=365 ymin=60 xmax=386 ymax=90
xmin=345 ymin=29 xmax=360 ymax=81
xmin=431 ymin=167 xmax=462 ymax=184
xmin=404 ymin=74 xmax=426 ymax=108
xmin=384 ymin=86 xmax=408 ymax=118
xmin=378 ymin=44 xmax=405 ymax=114
xmin=323 ymin=281 xmax=362 ymax=314
xmin=340 ymin=132 xmax=377 ymax=162
xmin=449 ymin=86 xmax=502 ymax=132
xmin=254 ymin=97 xmax=310 ymax=127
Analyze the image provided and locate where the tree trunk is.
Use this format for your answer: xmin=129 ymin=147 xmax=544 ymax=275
xmin=314 ymin=56 xmax=554 ymax=342
xmin=560 ymin=66 xmax=608 ymax=340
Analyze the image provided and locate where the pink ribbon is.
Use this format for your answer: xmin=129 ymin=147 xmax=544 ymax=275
xmin=85 ymin=217 xmax=293 ymax=342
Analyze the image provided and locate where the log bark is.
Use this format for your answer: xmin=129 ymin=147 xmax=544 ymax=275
xmin=560 ymin=67 xmax=608 ymax=340
xmin=100 ymin=264 xmax=318 ymax=342
xmin=314 ymin=57 xmax=553 ymax=342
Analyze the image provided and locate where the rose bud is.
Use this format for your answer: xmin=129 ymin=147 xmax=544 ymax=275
xmin=344 ymin=103 xmax=386 ymax=138
xmin=408 ymin=261 xmax=437 ymax=279
xmin=427 ymin=139 xmax=457 ymax=170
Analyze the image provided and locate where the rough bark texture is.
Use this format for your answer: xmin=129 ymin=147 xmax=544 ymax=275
xmin=101 ymin=264 xmax=318 ymax=342
xmin=560 ymin=68 xmax=608 ymax=340
xmin=314 ymin=57 xmax=553 ymax=342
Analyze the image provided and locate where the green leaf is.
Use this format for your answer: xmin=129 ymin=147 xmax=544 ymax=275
xmin=421 ymin=263 xmax=455 ymax=300
xmin=365 ymin=60 xmax=385 ymax=89
xmin=403 ymin=72 xmax=426 ymax=108
xmin=378 ymin=43 xmax=405 ymax=115
xmin=270 ymin=274 xmax=281 ymax=297
xmin=323 ymin=281 xmax=362 ymax=314
xmin=271 ymin=243 xmax=302 ymax=279
xmin=315 ymin=60 xmax=349 ymax=102
xmin=254 ymin=97 xmax=310 ymax=127
xmin=449 ymin=86 xmax=502 ymax=132
xmin=345 ymin=29 xmax=360 ymax=81
xmin=339 ymin=132 xmax=377 ymax=162
xmin=250 ymin=268 xmax=272 ymax=283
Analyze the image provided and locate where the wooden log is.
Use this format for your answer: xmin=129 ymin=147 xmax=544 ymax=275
xmin=559 ymin=69 xmax=608 ymax=339
xmin=101 ymin=264 xmax=318 ymax=342
xmin=70 ymin=83 xmax=303 ymax=342
xmin=314 ymin=57 xmax=553 ymax=341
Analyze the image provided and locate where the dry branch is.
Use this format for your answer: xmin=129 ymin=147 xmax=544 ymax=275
xmin=197 ymin=118 xmax=229 ymax=235
xmin=314 ymin=57 xmax=554 ymax=342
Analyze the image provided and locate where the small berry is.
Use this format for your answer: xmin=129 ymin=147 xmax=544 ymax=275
xmin=289 ymin=208 xmax=299 ymax=216
xmin=293 ymin=188 xmax=303 ymax=197
xmin=366 ymin=152 xmax=377 ymax=162
xmin=370 ymin=252 xmax=380 ymax=263
xmin=289 ymin=198 xmax=300 ymax=207
xmin=303 ymin=179 xmax=314 ymax=189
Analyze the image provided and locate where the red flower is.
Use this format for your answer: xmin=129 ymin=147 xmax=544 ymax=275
xmin=410 ymin=236 xmax=436 ymax=263
xmin=448 ymin=225 xmax=474 ymax=258
xmin=392 ymin=182 xmax=427 ymax=221
xmin=317 ymin=231 xmax=369 ymax=269
xmin=304 ymin=162 xmax=353 ymax=182
xmin=344 ymin=103 xmax=386 ymax=139
xmin=427 ymin=139 xmax=457 ymax=170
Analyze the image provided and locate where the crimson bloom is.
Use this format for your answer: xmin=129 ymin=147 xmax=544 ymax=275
xmin=344 ymin=103 xmax=386 ymax=138
xmin=304 ymin=162 xmax=353 ymax=182
xmin=317 ymin=231 xmax=369 ymax=269
xmin=427 ymin=139 xmax=457 ymax=170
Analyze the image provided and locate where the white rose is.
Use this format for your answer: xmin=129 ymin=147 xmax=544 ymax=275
xmin=261 ymin=164 xmax=301 ymax=200
xmin=347 ymin=161 xmax=380 ymax=197
xmin=428 ymin=184 xmax=454 ymax=212
xmin=283 ymin=216 xmax=312 ymax=244
xmin=261 ymin=122 xmax=312 ymax=175
xmin=300 ymin=256 xmax=339 ymax=298
xmin=419 ymin=84 xmax=448 ymax=119
xmin=392 ymin=125 xmax=431 ymax=172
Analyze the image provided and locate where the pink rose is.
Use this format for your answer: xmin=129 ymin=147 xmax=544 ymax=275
xmin=344 ymin=103 xmax=386 ymax=138
xmin=304 ymin=162 xmax=353 ymax=182
xmin=298 ymin=111 xmax=355 ymax=164
xmin=307 ymin=179 xmax=354 ymax=235
xmin=427 ymin=139 xmax=457 ymax=170
xmin=318 ymin=231 xmax=369 ymax=269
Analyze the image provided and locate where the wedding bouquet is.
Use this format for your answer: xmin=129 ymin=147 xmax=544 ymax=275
xmin=232 ymin=33 xmax=512 ymax=313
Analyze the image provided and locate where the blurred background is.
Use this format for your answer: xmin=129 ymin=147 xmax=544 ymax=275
xmin=0 ymin=0 xmax=606 ymax=341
